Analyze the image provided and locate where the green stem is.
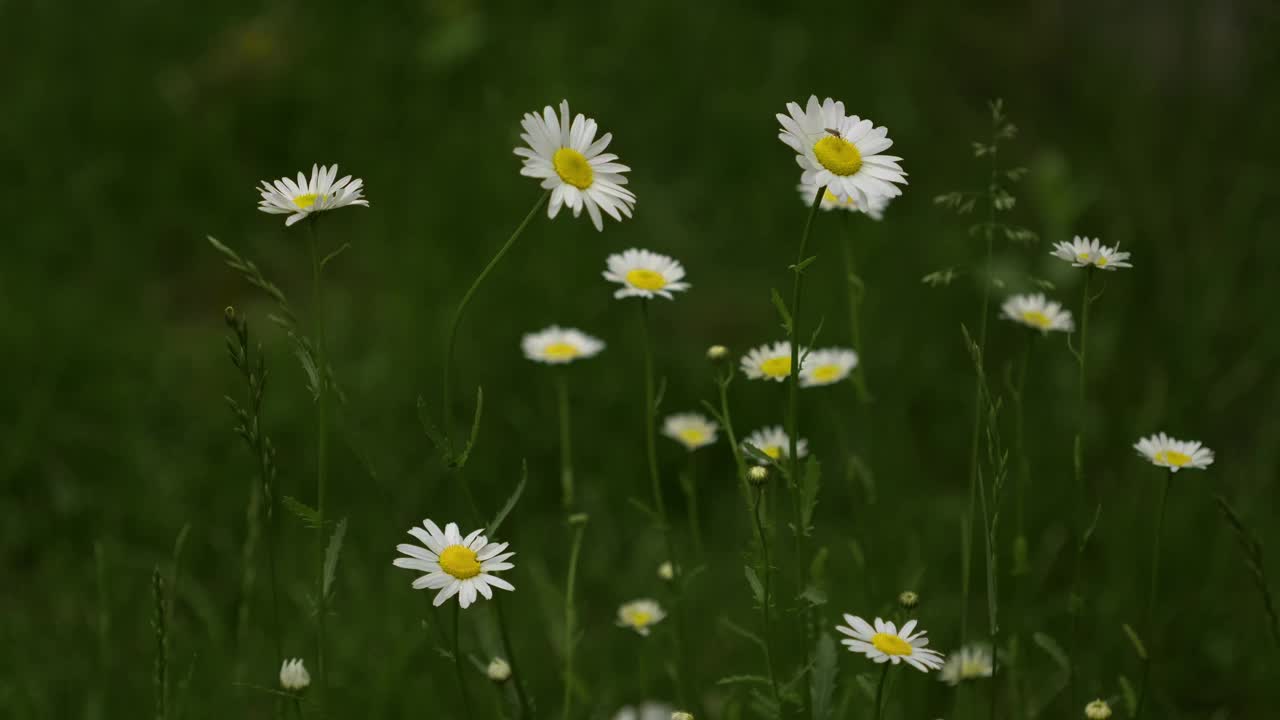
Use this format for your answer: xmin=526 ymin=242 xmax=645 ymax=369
xmin=305 ymin=217 xmax=330 ymax=705
xmin=442 ymin=191 xmax=549 ymax=444
xmin=717 ymin=376 xmax=755 ymax=529
xmin=752 ymin=485 xmax=783 ymax=716
xmin=453 ymin=604 xmax=476 ymax=720
xmin=292 ymin=696 xmax=304 ymax=720
xmin=682 ymin=456 xmax=704 ymax=559
xmin=838 ymin=212 xmax=870 ymax=403
xmin=1066 ymin=268 xmax=1093 ymax=713
xmin=1135 ymin=473 xmax=1172 ymax=720
xmin=555 ymin=373 xmax=575 ymax=509
xmin=561 ymin=520 xmax=587 ymax=720
xmin=495 ymin=596 xmax=534 ymax=718
xmin=873 ymin=663 xmax=891 ymax=720
xmin=1012 ymin=336 xmax=1031 ymax=566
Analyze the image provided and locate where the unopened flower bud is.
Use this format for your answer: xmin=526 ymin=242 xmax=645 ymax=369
xmin=748 ymin=466 xmax=769 ymax=485
xmin=224 ymin=306 xmax=237 ymax=325
xmin=279 ymin=658 xmax=310 ymax=691
xmin=658 ymin=561 xmax=675 ymax=581
xmin=897 ymin=590 xmax=919 ymax=610
xmin=672 ymin=713 xmax=695 ymax=720
xmin=706 ymin=345 xmax=728 ymax=361
xmin=1084 ymin=699 xmax=1112 ymax=719
xmin=486 ymin=657 xmax=512 ymax=683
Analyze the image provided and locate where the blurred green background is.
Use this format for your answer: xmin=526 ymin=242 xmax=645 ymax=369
xmin=4 ymin=0 xmax=1279 ymax=717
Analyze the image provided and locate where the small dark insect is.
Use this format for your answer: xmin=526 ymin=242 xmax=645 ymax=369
xmin=824 ymin=127 xmax=843 ymax=138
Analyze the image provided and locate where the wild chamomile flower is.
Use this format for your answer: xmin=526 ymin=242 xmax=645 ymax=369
xmin=612 ymin=703 xmax=676 ymax=720
xmin=1050 ymin=236 xmax=1132 ymax=271
xmin=521 ymin=326 xmax=605 ymax=364
xmin=616 ymin=599 xmax=666 ymax=636
xmin=940 ymin=644 xmax=995 ymax=685
xmin=393 ymin=520 xmax=515 ymax=609
xmin=741 ymin=342 xmax=802 ymax=381
xmin=1134 ymin=433 xmax=1214 ymax=472
xmin=799 ymin=347 xmax=859 ymax=388
xmin=798 ymin=180 xmax=889 ymax=220
xmin=743 ymin=426 xmax=808 ymax=464
xmin=835 ymin=614 xmax=945 ymax=673
xmin=778 ymin=96 xmax=907 ymax=208
xmin=603 ymin=249 xmax=690 ymax=300
xmin=257 ymin=164 xmax=368 ymax=227
xmin=279 ymin=658 xmax=310 ymax=691
xmin=662 ymin=413 xmax=719 ymax=451
xmin=514 ymin=99 xmax=636 ymax=231
xmin=1000 ymin=294 xmax=1074 ymax=333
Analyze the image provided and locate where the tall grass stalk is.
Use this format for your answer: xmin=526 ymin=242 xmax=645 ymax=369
xmin=555 ymin=373 xmax=575 ymax=509
xmin=305 ymin=217 xmax=331 ymax=704
xmin=561 ymin=516 xmax=587 ymax=720
xmin=1066 ymin=267 xmax=1095 ymax=712
xmin=1134 ymin=472 xmax=1172 ymax=720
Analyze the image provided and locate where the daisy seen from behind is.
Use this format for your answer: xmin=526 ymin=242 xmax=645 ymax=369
xmin=778 ymin=96 xmax=907 ymax=208
xmin=603 ymin=249 xmax=690 ymax=300
xmin=1000 ymin=293 xmax=1074 ymax=333
xmin=743 ymin=425 xmax=808 ymax=464
xmin=1134 ymin=432 xmax=1214 ymax=472
xmin=741 ymin=341 xmax=802 ymax=382
xmin=835 ymin=614 xmax=945 ymax=673
xmin=279 ymin=658 xmax=310 ymax=691
xmin=514 ymin=99 xmax=636 ymax=231
xmin=521 ymin=326 xmax=605 ymax=365
xmin=257 ymin=163 xmax=368 ymax=227
xmin=616 ymin=599 xmax=666 ymax=636
xmin=662 ymin=413 xmax=719 ymax=451
xmin=798 ymin=179 xmax=889 ymax=220
xmin=393 ymin=520 xmax=515 ymax=609
xmin=939 ymin=643 xmax=995 ymax=685
xmin=1050 ymin=236 xmax=1132 ymax=271
xmin=799 ymin=347 xmax=859 ymax=388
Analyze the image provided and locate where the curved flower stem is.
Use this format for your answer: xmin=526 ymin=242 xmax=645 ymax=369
xmin=1066 ymin=267 xmax=1093 ymax=712
xmin=1134 ymin=472 xmax=1172 ymax=720
xmin=751 ymin=485 xmax=783 ymax=715
xmin=494 ymin=597 xmax=534 ymax=719
xmin=555 ymin=373 xmax=575 ymax=509
xmin=561 ymin=519 xmax=587 ymax=720
xmin=305 ymin=217 xmax=330 ymax=706
xmin=442 ymin=190 xmax=550 ymax=443
xmin=873 ymin=663 xmax=891 ymax=720
xmin=452 ymin=604 xmax=476 ymax=720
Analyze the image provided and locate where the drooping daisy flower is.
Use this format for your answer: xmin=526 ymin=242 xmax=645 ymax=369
xmin=939 ymin=643 xmax=995 ymax=685
xmin=1134 ymin=433 xmax=1214 ymax=472
xmin=257 ymin=164 xmax=368 ymax=227
xmin=611 ymin=702 xmax=676 ymax=720
xmin=393 ymin=520 xmax=515 ymax=609
xmin=1050 ymin=236 xmax=1133 ymax=271
xmin=1000 ymin=294 xmax=1074 ymax=333
xmin=778 ymin=96 xmax=907 ymax=209
xmin=799 ymin=347 xmax=859 ymax=388
xmin=742 ymin=426 xmax=809 ymax=465
xmin=521 ymin=326 xmax=605 ymax=364
xmin=514 ymin=99 xmax=636 ymax=231
xmin=616 ymin=599 xmax=666 ymax=636
xmin=662 ymin=413 xmax=719 ymax=451
xmin=740 ymin=342 xmax=802 ymax=382
xmin=279 ymin=658 xmax=311 ymax=691
xmin=1084 ymin=699 xmax=1113 ymax=719
xmin=835 ymin=614 xmax=945 ymax=673
xmin=603 ymin=249 xmax=690 ymax=300
xmin=798 ymin=180 xmax=889 ymax=220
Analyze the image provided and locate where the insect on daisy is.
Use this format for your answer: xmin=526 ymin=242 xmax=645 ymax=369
xmin=742 ymin=425 xmax=808 ymax=465
xmin=798 ymin=180 xmax=889 ymax=220
xmin=799 ymin=347 xmax=859 ymax=388
xmin=393 ymin=520 xmax=515 ymax=609
xmin=257 ymin=164 xmax=368 ymax=227
xmin=1134 ymin=432 xmax=1214 ymax=472
xmin=939 ymin=643 xmax=995 ymax=685
xmin=778 ymin=96 xmax=907 ymax=209
xmin=514 ymin=99 xmax=636 ymax=231
xmin=603 ymin=249 xmax=690 ymax=300
xmin=662 ymin=413 xmax=719 ymax=451
xmin=1050 ymin=236 xmax=1132 ymax=270
xmin=835 ymin=614 xmax=945 ymax=673
xmin=741 ymin=341 xmax=803 ymax=382
xmin=521 ymin=326 xmax=605 ymax=364
xmin=616 ymin=599 xmax=666 ymax=636
xmin=1000 ymin=294 xmax=1074 ymax=333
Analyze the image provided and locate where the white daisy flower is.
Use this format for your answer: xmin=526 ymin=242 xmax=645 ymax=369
xmin=662 ymin=413 xmax=719 ymax=451
xmin=257 ymin=164 xmax=368 ymax=227
xmin=799 ymin=347 xmax=859 ymax=388
xmin=1049 ymin=236 xmax=1133 ymax=271
xmin=279 ymin=658 xmax=310 ymax=691
xmin=939 ymin=643 xmax=994 ymax=685
xmin=835 ymin=614 xmax=945 ymax=673
xmin=616 ymin=599 xmax=666 ymax=636
xmin=514 ymin=99 xmax=636 ymax=232
xmin=521 ymin=326 xmax=605 ymax=364
xmin=393 ymin=520 xmax=515 ymax=609
xmin=740 ymin=341 xmax=803 ymax=382
xmin=1000 ymin=294 xmax=1074 ymax=333
xmin=742 ymin=426 xmax=808 ymax=465
xmin=798 ymin=180 xmax=889 ymax=220
xmin=603 ymin=249 xmax=690 ymax=300
xmin=1134 ymin=432 xmax=1214 ymax=472
xmin=778 ymin=96 xmax=907 ymax=209
xmin=612 ymin=703 xmax=676 ymax=720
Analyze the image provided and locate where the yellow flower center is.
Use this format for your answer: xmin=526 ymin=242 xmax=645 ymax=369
xmin=871 ymin=632 xmax=914 ymax=656
xmin=624 ymin=609 xmax=655 ymax=628
xmin=626 ymin=269 xmax=667 ymax=291
xmin=960 ymin=658 xmax=988 ymax=678
xmin=678 ymin=428 xmax=707 ymax=446
xmin=813 ymin=135 xmax=863 ymax=176
xmin=760 ymin=356 xmax=792 ymax=378
xmin=1096 ymin=255 xmax=1109 ymax=267
xmin=542 ymin=342 xmax=580 ymax=361
xmin=1076 ymin=252 xmax=1091 ymax=262
xmin=294 ymin=193 xmax=319 ymax=209
xmin=811 ymin=364 xmax=844 ymax=383
xmin=1021 ymin=310 xmax=1052 ymax=329
xmin=438 ymin=545 xmax=481 ymax=580
xmin=553 ymin=147 xmax=594 ymax=190
xmin=1154 ymin=449 xmax=1192 ymax=467
xmin=763 ymin=445 xmax=782 ymax=460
